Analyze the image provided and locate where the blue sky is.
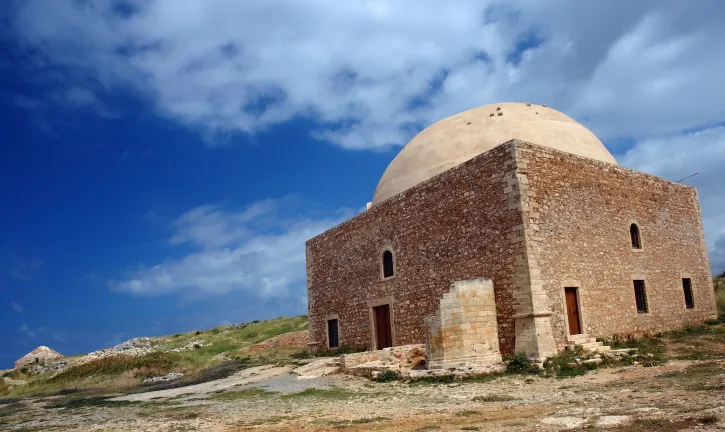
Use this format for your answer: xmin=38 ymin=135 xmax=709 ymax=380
xmin=2 ymin=1 xmax=725 ymax=368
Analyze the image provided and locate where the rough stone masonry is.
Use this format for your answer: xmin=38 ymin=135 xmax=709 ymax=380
xmin=306 ymin=106 xmax=716 ymax=362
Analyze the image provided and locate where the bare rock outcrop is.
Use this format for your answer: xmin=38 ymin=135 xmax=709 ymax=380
xmin=14 ymin=346 xmax=64 ymax=369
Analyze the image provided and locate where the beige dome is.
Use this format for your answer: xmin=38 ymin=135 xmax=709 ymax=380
xmin=372 ymin=102 xmax=617 ymax=205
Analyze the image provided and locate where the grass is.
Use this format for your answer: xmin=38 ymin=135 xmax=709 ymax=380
xmin=373 ymin=369 xmax=399 ymax=382
xmin=655 ymin=361 xmax=724 ymax=390
xmin=472 ymin=394 xmax=516 ymax=402
xmin=3 ymin=315 xmax=310 ymax=399
xmin=0 ymin=402 xmax=26 ymax=418
xmin=281 ymin=387 xmax=356 ymax=400
xmin=45 ymin=396 xmax=141 ymax=410
xmin=209 ymin=387 xmax=276 ymax=400
xmin=327 ymin=417 xmax=390 ymax=426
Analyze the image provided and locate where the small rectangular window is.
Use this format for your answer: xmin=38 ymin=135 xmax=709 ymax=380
xmin=633 ymin=280 xmax=648 ymax=313
xmin=682 ymin=278 xmax=694 ymax=309
xmin=327 ymin=319 xmax=339 ymax=348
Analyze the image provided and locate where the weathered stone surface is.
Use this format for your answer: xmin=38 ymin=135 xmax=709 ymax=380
xmin=143 ymin=372 xmax=184 ymax=384
xmin=340 ymin=344 xmax=426 ymax=371
xmin=425 ymin=279 xmax=502 ymax=369
xmin=307 ymin=144 xmax=522 ymax=354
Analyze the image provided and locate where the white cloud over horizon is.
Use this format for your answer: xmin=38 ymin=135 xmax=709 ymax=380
xmin=621 ymin=127 xmax=725 ymax=274
xmin=7 ymin=0 xmax=725 ymax=149
xmin=111 ymin=199 xmax=355 ymax=298
xmin=6 ymin=0 xmax=724 ymax=286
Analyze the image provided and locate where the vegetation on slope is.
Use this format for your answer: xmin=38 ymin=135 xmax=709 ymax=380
xmin=715 ymin=271 xmax=725 ymax=319
xmin=1 ymin=315 xmax=309 ymax=399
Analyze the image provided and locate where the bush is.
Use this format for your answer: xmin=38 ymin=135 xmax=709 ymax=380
xmin=48 ymin=352 xmax=180 ymax=383
xmin=505 ymin=352 xmax=535 ymax=374
xmin=543 ymin=349 xmax=587 ymax=378
xmin=373 ymin=370 xmax=398 ymax=383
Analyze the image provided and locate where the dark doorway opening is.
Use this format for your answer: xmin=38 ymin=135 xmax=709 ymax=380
xmin=565 ymin=287 xmax=582 ymax=335
xmin=327 ymin=319 xmax=339 ymax=348
xmin=373 ymin=304 xmax=393 ymax=349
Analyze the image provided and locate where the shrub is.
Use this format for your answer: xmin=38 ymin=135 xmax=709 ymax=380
xmin=48 ymin=352 xmax=180 ymax=383
xmin=505 ymin=352 xmax=535 ymax=374
xmin=373 ymin=370 xmax=398 ymax=383
xmin=543 ymin=348 xmax=587 ymax=378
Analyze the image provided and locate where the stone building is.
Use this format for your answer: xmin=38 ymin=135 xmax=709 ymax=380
xmin=305 ymin=102 xmax=717 ymax=363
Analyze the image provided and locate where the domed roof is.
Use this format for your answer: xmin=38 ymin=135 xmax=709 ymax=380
xmin=371 ymin=102 xmax=616 ymax=206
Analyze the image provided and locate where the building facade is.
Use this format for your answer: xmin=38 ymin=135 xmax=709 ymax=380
xmin=305 ymin=103 xmax=716 ymax=360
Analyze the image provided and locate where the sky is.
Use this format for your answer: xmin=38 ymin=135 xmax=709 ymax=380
xmin=1 ymin=0 xmax=724 ymax=368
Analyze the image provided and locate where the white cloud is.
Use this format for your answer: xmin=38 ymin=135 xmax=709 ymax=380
xmin=11 ymin=302 xmax=24 ymax=313
xmin=111 ymin=199 xmax=353 ymax=297
xmin=620 ymin=126 xmax=725 ymax=274
xmin=7 ymin=1 xmax=724 ymax=273
xmin=19 ymin=323 xmax=37 ymax=338
xmin=8 ymin=1 xmax=725 ymax=148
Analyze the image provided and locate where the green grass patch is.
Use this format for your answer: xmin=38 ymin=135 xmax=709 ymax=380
xmin=505 ymin=352 xmax=538 ymax=374
xmin=49 ymin=352 xmax=181 ymax=384
xmin=543 ymin=348 xmax=587 ymax=378
xmin=603 ymin=334 xmax=668 ymax=367
xmin=373 ymin=370 xmax=399 ymax=382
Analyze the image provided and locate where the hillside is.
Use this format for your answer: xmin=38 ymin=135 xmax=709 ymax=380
xmin=2 ymin=315 xmax=311 ymax=399
xmin=715 ymin=271 xmax=725 ymax=317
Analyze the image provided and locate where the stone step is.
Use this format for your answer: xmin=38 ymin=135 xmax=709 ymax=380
xmin=578 ymin=341 xmax=603 ymax=350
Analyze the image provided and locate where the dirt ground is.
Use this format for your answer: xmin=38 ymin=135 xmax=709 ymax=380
xmin=2 ymin=339 xmax=724 ymax=431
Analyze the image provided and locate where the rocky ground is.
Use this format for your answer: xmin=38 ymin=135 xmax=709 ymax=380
xmin=2 ymin=336 xmax=724 ymax=432
xmin=2 ymin=316 xmax=724 ymax=432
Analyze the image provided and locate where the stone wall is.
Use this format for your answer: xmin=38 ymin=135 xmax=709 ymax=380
xmin=306 ymin=145 xmax=525 ymax=353
xmin=425 ymin=279 xmax=502 ymax=369
xmin=306 ymin=139 xmax=716 ymax=357
xmin=519 ymin=142 xmax=717 ymax=347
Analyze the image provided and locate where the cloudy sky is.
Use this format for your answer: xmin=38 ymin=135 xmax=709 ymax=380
xmin=1 ymin=0 xmax=724 ymax=367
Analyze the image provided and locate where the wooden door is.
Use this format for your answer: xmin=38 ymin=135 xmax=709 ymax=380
xmin=374 ymin=305 xmax=393 ymax=349
xmin=565 ymin=288 xmax=582 ymax=335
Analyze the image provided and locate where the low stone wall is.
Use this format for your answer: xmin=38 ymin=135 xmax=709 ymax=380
xmin=247 ymin=331 xmax=309 ymax=353
xmin=340 ymin=344 xmax=426 ymax=371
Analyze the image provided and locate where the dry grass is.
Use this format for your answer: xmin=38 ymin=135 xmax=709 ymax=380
xmin=1 ymin=315 xmax=309 ymax=400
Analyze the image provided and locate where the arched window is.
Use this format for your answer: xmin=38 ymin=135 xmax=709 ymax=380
xmin=630 ymin=223 xmax=642 ymax=249
xmin=382 ymin=250 xmax=395 ymax=278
